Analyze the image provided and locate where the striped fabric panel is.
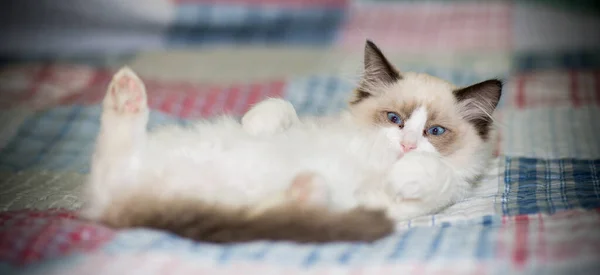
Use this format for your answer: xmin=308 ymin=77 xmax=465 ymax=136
xmin=500 ymin=157 xmax=600 ymax=216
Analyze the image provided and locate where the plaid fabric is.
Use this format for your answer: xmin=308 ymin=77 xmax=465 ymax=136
xmin=513 ymin=1 xmax=600 ymax=52
xmin=1 ymin=209 xmax=600 ymax=275
xmin=501 ymin=158 xmax=600 ymax=216
xmin=1 ymin=0 xmax=600 ymax=274
xmin=337 ymin=2 xmax=512 ymax=53
xmin=168 ymin=3 xmax=345 ymax=45
xmin=502 ymin=70 xmax=600 ymax=109
xmin=514 ymin=52 xmax=600 ymax=72
xmin=499 ymin=106 xmax=600 ymax=159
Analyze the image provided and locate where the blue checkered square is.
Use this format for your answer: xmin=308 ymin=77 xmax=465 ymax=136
xmin=501 ymin=157 xmax=600 ymax=215
xmin=514 ymin=51 xmax=600 ymax=72
xmin=284 ymin=75 xmax=352 ymax=116
xmin=0 ymin=106 xmax=188 ymax=173
xmin=168 ymin=4 xmax=345 ymax=45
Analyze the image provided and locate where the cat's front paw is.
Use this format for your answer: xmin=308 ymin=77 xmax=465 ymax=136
xmin=242 ymin=98 xmax=299 ymax=136
xmin=385 ymin=152 xmax=448 ymax=202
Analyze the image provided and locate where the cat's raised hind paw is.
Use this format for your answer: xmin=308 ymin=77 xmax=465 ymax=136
xmin=104 ymin=67 xmax=147 ymax=114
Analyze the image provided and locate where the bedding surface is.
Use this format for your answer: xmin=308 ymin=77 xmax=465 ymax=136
xmin=1 ymin=0 xmax=600 ymax=274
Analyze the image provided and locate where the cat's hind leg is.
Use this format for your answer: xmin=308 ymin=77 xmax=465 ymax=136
xmin=82 ymin=67 xmax=149 ymax=220
xmin=96 ymin=67 xmax=149 ymax=154
xmin=104 ymin=67 xmax=147 ymax=114
xmin=241 ymin=98 xmax=299 ymax=136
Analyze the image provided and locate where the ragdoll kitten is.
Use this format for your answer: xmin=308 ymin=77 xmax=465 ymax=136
xmin=241 ymin=40 xmax=502 ymax=221
xmin=81 ymin=40 xmax=501 ymax=244
xmin=81 ymin=67 xmax=401 ymax=244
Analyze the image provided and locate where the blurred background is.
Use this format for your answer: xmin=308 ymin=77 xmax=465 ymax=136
xmin=2 ymin=0 xmax=598 ymax=83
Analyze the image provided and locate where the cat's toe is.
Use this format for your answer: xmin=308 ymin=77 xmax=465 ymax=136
xmin=106 ymin=67 xmax=147 ymax=114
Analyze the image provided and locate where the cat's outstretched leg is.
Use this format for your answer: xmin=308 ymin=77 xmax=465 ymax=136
xmin=96 ymin=67 xmax=149 ymax=153
xmin=242 ymin=98 xmax=299 ymax=136
xmin=81 ymin=67 xmax=149 ymax=220
xmin=384 ymin=152 xmax=468 ymax=221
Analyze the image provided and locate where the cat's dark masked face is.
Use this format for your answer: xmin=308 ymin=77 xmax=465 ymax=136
xmin=348 ymin=40 xmax=502 ymax=173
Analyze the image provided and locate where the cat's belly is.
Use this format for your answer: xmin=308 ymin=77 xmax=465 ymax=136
xmin=136 ymin=123 xmax=398 ymax=208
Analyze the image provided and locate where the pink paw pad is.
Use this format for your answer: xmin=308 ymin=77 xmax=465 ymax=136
xmin=108 ymin=68 xmax=146 ymax=113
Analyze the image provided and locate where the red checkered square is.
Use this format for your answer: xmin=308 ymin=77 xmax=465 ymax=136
xmin=0 ymin=64 xmax=103 ymax=110
xmin=495 ymin=210 xmax=600 ymax=270
xmin=143 ymin=79 xmax=285 ymax=118
xmin=337 ymin=2 xmax=512 ymax=53
xmin=507 ymin=70 xmax=600 ymax=109
xmin=0 ymin=210 xmax=115 ymax=266
xmin=0 ymin=65 xmax=45 ymax=108
xmin=0 ymin=64 xmax=286 ymax=118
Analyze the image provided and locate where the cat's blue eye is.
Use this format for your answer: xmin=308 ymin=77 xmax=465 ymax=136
xmin=386 ymin=112 xmax=403 ymax=125
xmin=426 ymin=126 xmax=446 ymax=136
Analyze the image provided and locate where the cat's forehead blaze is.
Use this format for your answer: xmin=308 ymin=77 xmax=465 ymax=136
xmin=376 ymin=74 xmax=464 ymax=127
xmin=371 ymin=99 xmax=464 ymax=156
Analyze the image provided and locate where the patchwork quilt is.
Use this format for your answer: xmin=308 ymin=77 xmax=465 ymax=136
xmin=1 ymin=0 xmax=600 ymax=274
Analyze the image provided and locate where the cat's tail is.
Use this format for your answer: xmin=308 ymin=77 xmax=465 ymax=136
xmin=96 ymin=195 xmax=395 ymax=244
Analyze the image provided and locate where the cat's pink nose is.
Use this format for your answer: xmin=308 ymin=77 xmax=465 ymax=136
xmin=401 ymin=142 xmax=417 ymax=153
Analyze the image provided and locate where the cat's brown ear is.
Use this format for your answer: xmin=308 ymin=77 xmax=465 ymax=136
xmin=351 ymin=40 xmax=401 ymax=104
xmin=453 ymin=79 xmax=503 ymax=140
